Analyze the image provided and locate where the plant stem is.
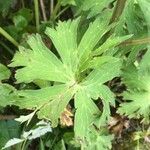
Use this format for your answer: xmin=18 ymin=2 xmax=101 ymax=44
xmin=136 ymin=139 xmax=140 ymax=150
xmin=51 ymin=0 xmax=61 ymax=20
xmin=0 ymin=41 xmax=14 ymax=55
xmin=103 ymin=0 xmax=127 ymax=42
xmin=21 ymin=0 xmax=25 ymax=8
xmin=0 ymin=27 xmax=19 ymax=47
xmin=109 ymin=0 xmax=127 ymax=24
xmin=21 ymin=139 xmax=27 ymax=150
xmin=120 ymin=37 xmax=150 ymax=46
xmin=55 ymin=6 xmax=69 ymax=20
xmin=50 ymin=0 xmax=54 ymax=16
xmin=34 ymin=0 xmax=40 ymax=32
xmin=39 ymin=0 xmax=47 ymax=21
xmin=93 ymin=37 xmax=150 ymax=58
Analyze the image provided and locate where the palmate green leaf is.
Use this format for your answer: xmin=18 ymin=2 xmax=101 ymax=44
xmin=94 ymin=85 xmax=115 ymax=126
xmin=10 ymin=18 xmax=126 ymax=146
xmin=118 ymin=50 xmax=150 ymax=122
xmin=118 ymin=91 xmax=150 ymax=121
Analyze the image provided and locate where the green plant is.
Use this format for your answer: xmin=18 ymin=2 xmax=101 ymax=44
xmin=1 ymin=0 xmax=150 ymax=149
xmin=118 ymin=50 xmax=150 ymax=122
xmin=7 ymin=17 xmax=131 ymax=148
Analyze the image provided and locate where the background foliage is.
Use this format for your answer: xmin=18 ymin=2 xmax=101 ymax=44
xmin=1 ymin=0 xmax=150 ymax=149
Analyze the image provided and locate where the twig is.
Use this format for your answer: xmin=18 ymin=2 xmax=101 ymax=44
xmin=39 ymin=0 xmax=47 ymax=21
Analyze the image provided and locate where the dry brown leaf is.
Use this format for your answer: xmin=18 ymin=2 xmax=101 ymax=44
xmin=108 ymin=115 xmax=130 ymax=137
xmin=60 ymin=107 xmax=73 ymax=127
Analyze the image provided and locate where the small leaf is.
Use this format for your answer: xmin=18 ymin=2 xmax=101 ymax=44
xmin=75 ymin=0 xmax=113 ymax=17
xmin=0 ymin=63 xmax=10 ymax=81
xmin=0 ymin=84 xmax=18 ymax=107
xmin=17 ymin=8 xmax=33 ymax=22
xmin=0 ymin=120 xmax=21 ymax=149
xmin=60 ymin=107 xmax=73 ymax=127
xmin=118 ymin=51 xmax=150 ymax=122
xmin=0 ymin=0 xmax=15 ymax=17
xmin=2 ymin=138 xmax=24 ymax=150
xmin=86 ymin=130 xmax=114 ymax=150
xmin=15 ymin=111 xmax=36 ymax=124
xmin=23 ymin=121 xmax=52 ymax=140
xmin=61 ymin=0 xmax=76 ymax=6
xmin=13 ymin=15 xmax=28 ymax=30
